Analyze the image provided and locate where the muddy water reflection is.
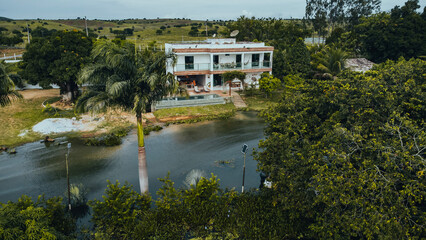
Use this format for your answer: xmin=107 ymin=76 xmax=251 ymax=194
xmin=0 ymin=111 xmax=264 ymax=203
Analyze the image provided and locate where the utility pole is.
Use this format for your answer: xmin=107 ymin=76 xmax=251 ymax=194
xmin=65 ymin=143 xmax=72 ymax=211
xmin=26 ymin=22 xmax=30 ymax=44
xmin=241 ymin=144 xmax=248 ymax=193
xmin=85 ymin=16 xmax=89 ymax=37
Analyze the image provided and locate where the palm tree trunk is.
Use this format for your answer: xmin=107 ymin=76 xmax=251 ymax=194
xmin=137 ymin=112 xmax=149 ymax=194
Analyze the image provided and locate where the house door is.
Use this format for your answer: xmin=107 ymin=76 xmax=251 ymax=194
xmin=252 ymin=54 xmax=259 ymax=67
xmin=185 ymin=56 xmax=194 ymax=70
xmin=236 ymin=54 xmax=242 ymax=68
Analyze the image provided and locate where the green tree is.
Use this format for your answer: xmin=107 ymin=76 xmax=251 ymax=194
xmin=20 ymin=30 xmax=93 ymax=101
xmin=355 ymin=0 xmax=426 ymax=62
xmin=0 ymin=195 xmax=75 ymax=239
xmin=255 ymin=58 xmax=425 ymax=238
xmin=283 ymin=38 xmax=311 ymax=77
xmin=89 ymin=181 xmax=151 ymax=239
xmin=305 ymin=0 xmax=381 ymax=30
xmin=0 ymin=61 xmax=22 ymax=107
xmin=76 ymin=40 xmax=177 ymax=193
xmin=259 ymin=73 xmax=281 ymax=98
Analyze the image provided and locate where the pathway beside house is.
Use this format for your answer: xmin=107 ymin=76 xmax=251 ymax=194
xmin=232 ymin=91 xmax=247 ymax=109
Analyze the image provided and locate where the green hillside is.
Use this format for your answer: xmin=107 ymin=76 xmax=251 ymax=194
xmin=0 ymin=18 xmax=230 ymax=48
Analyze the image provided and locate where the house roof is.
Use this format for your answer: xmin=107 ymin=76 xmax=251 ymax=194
xmin=345 ymin=58 xmax=375 ymax=72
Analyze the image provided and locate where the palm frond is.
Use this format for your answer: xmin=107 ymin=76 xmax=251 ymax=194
xmin=108 ymin=81 xmax=130 ymax=97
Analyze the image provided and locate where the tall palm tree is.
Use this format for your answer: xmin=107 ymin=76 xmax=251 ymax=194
xmin=0 ymin=61 xmax=22 ymax=107
xmin=76 ymin=40 xmax=177 ymax=193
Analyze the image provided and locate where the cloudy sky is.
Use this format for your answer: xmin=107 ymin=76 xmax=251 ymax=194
xmin=0 ymin=0 xmax=423 ymax=20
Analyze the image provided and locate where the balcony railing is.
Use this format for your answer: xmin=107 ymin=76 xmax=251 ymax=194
xmin=176 ymin=61 xmax=272 ymax=72
xmin=213 ymin=63 xmax=242 ymax=70
xmin=249 ymin=61 xmax=271 ymax=69
xmin=176 ymin=63 xmax=210 ymax=71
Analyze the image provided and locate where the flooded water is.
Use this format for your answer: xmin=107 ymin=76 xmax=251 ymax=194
xmin=0 ymin=111 xmax=265 ymax=203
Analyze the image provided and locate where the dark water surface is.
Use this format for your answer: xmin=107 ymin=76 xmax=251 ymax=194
xmin=0 ymin=111 xmax=265 ymax=203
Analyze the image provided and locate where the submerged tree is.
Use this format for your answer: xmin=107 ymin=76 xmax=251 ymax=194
xmin=76 ymin=40 xmax=177 ymax=193
xmin=0 ymin=61 xmax=22 ymax=107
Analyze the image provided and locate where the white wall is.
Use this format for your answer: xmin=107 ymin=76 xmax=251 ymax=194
xmin=176 ymin=54 xmax=210 ymax=65
xmin=218 ymin=54 xmax=237 ymax=64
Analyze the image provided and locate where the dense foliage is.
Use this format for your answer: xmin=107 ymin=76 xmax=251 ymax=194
xmin=305 ymin=0 xmax=381 ymax=29
xmin=0 ymin=195 xmax=75 ymax=239
xmin=255 ymin=58 xmax=425 ymax=238
xmin=0 ymin=61 xmax=22 ymax=107
xmin=227 ymin=17 xmax=311 ymax=79
xmin=19 ymin=29 xmax=93 ymax=101
xmin=88 ymin=175 xmax=295 ymax=239
xmin=259 ymin=73 xmax=281 ymax=98
xmin=355 ymin=0 xmax=426 ymax=62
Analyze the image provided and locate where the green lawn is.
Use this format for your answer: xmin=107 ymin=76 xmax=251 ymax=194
xmin=241 ymin=90 xmax=282 ymax=111
xmin=0 ymin=97 xmax=75 ymax=147
xmin=154 ymin=103 xmax=235 ymax=122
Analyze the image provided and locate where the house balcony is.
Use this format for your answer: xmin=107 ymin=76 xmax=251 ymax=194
xmin=174 ymin=61 xmax=272 ymax=74
xmin=176 ymin=63 xmax=210 ymax=71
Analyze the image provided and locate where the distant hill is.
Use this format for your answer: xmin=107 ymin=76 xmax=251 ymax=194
xmin=0 ymin=17 xmax=12 ymax=21
xmin=0 ymin=18 xmax=230 ymax=48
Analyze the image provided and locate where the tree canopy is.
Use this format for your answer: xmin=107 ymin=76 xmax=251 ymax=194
xmin=0 ymin=61 xmax=22 ymax=107
xmin=0 ymin=195 xmax=75 ymax=239
xmin=305 ymin=0 xmax=381 ymax=29
xmin=255 ymin=58 xmax=425 ymax=238
xmin=355 ymin=0 xmax=426 ymax=62
xmin=19 ymin=29 xmax=93 ymax=101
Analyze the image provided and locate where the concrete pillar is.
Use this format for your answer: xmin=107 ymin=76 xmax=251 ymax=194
xmin=242 ymin=53 xmax=245 ymax=70
xmin=207 ymin=74 xmax=213 ymax=89
xmin=210 ymin=54 xmax=214 ymax=71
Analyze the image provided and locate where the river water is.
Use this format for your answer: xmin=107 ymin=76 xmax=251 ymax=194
xmin=0 ymin=111 xmax=265 ymax=203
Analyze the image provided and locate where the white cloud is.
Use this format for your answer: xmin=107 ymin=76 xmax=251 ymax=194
xmin=241 ymin=10 xmax=253 ymax=17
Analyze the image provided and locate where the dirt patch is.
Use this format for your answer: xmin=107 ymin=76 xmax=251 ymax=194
xmin=19 ymin=89 xmax=60 ymax=100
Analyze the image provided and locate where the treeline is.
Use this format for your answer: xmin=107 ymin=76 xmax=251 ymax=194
xmin=0 ymin=27 xmax=23 ymax=46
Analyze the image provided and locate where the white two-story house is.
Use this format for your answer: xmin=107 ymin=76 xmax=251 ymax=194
xmin=165 ymin=38 xmax=273 ymax=92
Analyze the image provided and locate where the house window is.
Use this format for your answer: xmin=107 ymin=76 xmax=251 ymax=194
xmin=252 ymin=54 xmax=259 ymax=67
xmin=185 ymin=56 xmax=194 ymax=70
xmin=236 ymin=54 xmax=242 ymax=68
xmin=263 ymin=53 xmax=271 ymax=67
xmin=213 ymin=55 xmax=219 ymax=70
xmin=213 ymin=74 xmax=222 ymax=87
xmin=213 ymin=55 xmax=219 ymax=64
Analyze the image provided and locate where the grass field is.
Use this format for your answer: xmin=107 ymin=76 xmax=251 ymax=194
xmin=0 ymin=89 xmax=69 ymax=146
xmin=154 ymin=103 xmax=236 ymax=122
xmin=241 ymin=90 xmax=282 ymax=111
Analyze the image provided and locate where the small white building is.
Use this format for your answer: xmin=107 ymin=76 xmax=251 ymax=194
xmin=165 ymin=38 xmax=274 ymax=91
